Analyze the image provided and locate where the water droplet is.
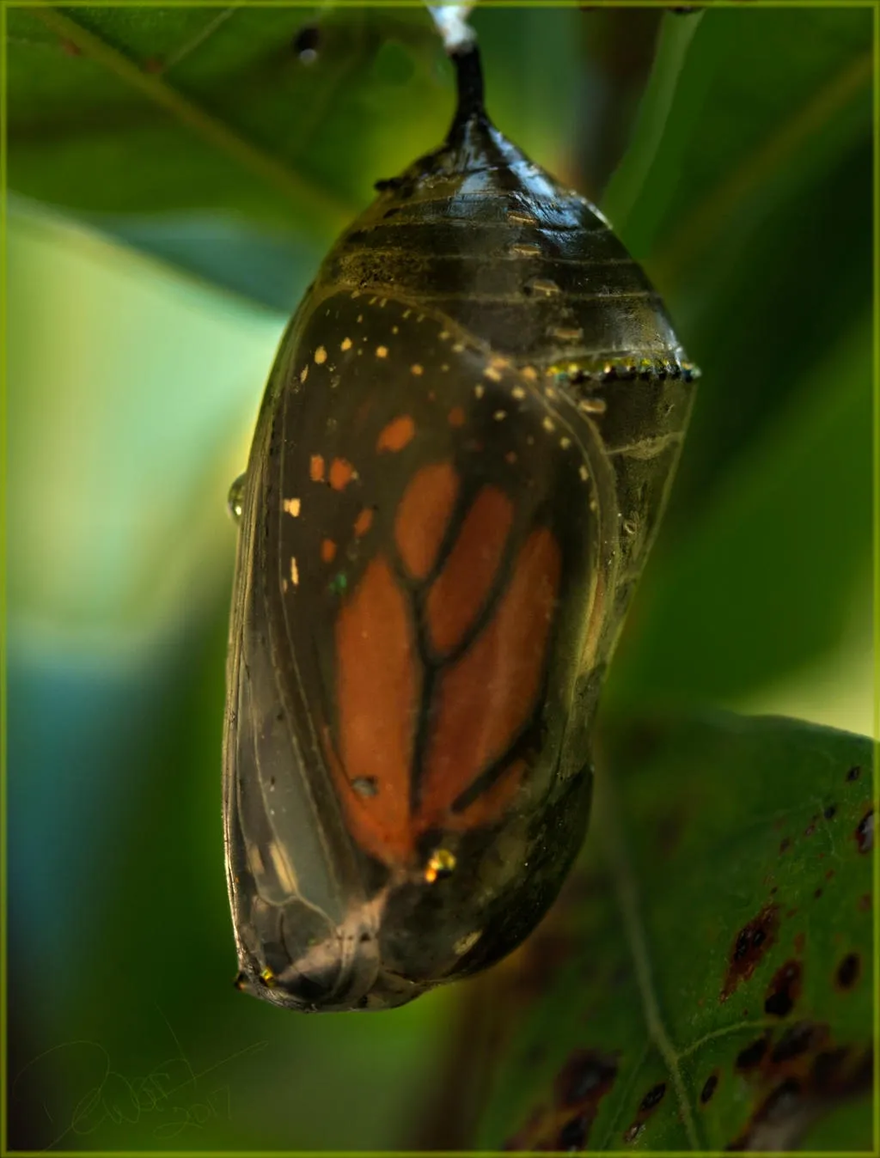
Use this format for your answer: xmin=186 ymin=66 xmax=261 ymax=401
xmin=292 ymin=25 xmax=319 ymax=64
xmin=227 ymin=473 xmax=246 ymax=522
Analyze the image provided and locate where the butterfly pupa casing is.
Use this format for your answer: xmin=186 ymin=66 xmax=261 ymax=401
xmin=223 ymin=45 xmax=697 ymax=1012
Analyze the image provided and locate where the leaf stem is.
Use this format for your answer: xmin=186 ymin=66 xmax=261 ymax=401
xmin=601 ymin=10 xmax=704 ymax=233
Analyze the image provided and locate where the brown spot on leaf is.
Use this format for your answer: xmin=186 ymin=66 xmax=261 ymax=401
xmin=758 ymin=1075 xmax=802 ymax=1117
xmin=813 ymin=888 xmax=823 ymax=899
xmin=640 ymin=1082 xmax=665 ymax=1112
xmin=623 ymin=1080 xmax=666 ymax=1143
xmin=736 ymin=1035 xmax=769 ymax=1070
xmin=700 ymin=1072 xmax=719 ymax=1104
xmin=854 ymin=808 xmax=874 ymax=853
xmin=722 ymin=904 xmax=780 ymax=1000
xmin=846 ymin=764 xmax=861 ymax=781
xmin=771 ymin=1021 xmax=827 ymax=1063
xmin=779 ymin=837 xmax=791 ymax=853
xmin=823 ymin=804 xmax=837 ymax=820
xmin=835 ymin=953 xmax=860 ymax=991
xmin=857 ymin=892 xmax=871 ymax=912
xmin=793 ymin=932 xmax=805 ymax=954
xmin=803 ymin=824 xmax=815 ymax=837
xmin=727 ymin=1017 xmax=872 ymax=1150
xmin=556 ymin=1113 xmax=588 ymax=1151
xmin=811 ymin=1047 xmax=848 ymax=1089
xmin=764 ymin=960 xmax=802 ymax=1017
xmin=556 ymin=1049 xmax=618 ymax=1106
xmin=507 ymin=1049 xmax=617 ymax=1151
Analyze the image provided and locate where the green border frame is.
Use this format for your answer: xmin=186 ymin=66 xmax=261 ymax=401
xmin=1 ymin=2 xmax=877 ymax=1156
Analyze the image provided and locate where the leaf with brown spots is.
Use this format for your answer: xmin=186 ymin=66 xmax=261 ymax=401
xmin=474 ymin=713 xmax=874 ymax=1152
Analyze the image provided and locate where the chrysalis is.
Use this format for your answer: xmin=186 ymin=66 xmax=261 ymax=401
xmin=223 ymin=42 xmax=697 ymax=1011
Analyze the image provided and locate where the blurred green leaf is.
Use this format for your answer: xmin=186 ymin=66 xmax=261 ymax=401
xmin=6 ymin=205 xmax=281 ymax=644
xmin=607 ymin=308 xmax=872 ymax=711
xmin=474 ymin=713 xmax=874 ymax=1152
xmin=7 ymin=5 xmax=448 ymax=233
xmin=606 ymin=9 xmax=871 ymax=268
xmin=600 ymin=9 xmax=705 ymax=230
xmin=606 ymin=8 xmax=871 ymax=517
xmin=598 ymin=6 xmax=872 ymax=707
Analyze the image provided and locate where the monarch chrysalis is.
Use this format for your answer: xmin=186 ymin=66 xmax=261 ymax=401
xmin=223 ymin=42 xmax=697 ymax=1011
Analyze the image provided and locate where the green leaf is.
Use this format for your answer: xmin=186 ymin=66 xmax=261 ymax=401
xmin=7 ymin=5 xmax=450 ymax=234
xmin=598 ymin=5 xmax=872 ymax=707
xmin=474 ymin=713 xmax=874 ymax=1152
xmin=6 ymin=204 xmax=282 ymax=642
xmin=605 ymin=7 xmax=872 ymax=518
xmin=606 ymin=308 xmax=872 ymax=711
xmin=606 ymin=8 xmax=872 ymax=271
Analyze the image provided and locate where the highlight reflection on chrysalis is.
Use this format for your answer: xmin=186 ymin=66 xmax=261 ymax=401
xmin=222 ymin=33 xmax=698 ymax=1012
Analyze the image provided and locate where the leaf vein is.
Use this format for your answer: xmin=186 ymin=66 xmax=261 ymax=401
xmin=27 ymin=6 xmax=356 ymax=230
xmin=162 ymin=5 xmax=239 ymax=74
xmin=597 ymin=773 xmax=703 ymax=1150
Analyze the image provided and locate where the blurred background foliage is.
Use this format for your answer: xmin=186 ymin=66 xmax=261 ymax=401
xmin=6 ymin=3 xmax=873 ymax=1151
